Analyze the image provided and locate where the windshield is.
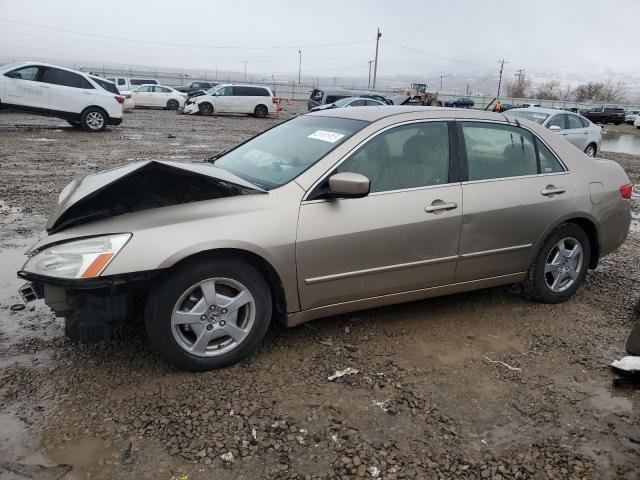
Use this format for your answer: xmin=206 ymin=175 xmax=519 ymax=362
xmin=214 ymin=115 xmax=368 ymax=189
xmin=507 ymin=110 xmax=550 ymax=124
xmin=206 ymin=85 xmax=223 ymax=94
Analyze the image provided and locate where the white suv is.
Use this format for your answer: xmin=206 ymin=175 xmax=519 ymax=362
xmin=0 ymin=62 xmax=124 ymax=132
xmin=183 ymin=84 xmax=275 ymax=118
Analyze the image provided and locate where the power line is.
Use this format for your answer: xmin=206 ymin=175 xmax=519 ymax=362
xmin=382 ymin=40 xmax=495 ymax=69
xmin=0 ymin=17 xmax=373 ymax=50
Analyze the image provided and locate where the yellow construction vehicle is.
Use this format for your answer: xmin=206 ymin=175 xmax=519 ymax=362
xmin=405 ymin=83 xmax=439 ymax=106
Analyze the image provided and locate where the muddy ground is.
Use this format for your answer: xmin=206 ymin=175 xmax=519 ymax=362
xmin=0 ymin=105 xmax=639 ymax=480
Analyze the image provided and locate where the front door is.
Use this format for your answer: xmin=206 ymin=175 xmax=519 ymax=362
xmin=213 ymin=86 xmax=234 ymax=112
xmin=456 ymin=121 xmax=574 ymax=282
xmin=132 ymin=85 xmax=154 ymax=106
xmin=3 ymin=65 xmax=51 ymax=110
xmin=296 ymin=120 xmax=462 ymax=310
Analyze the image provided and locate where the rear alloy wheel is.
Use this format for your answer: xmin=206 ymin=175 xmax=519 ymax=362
xmin=254 ymin=104 xmax=268 ymax=118
xmin=523 ymin=223 xmax=591 ymax=303
xmin=584 ymin=144 xmax=596 ymax=157
xmin=145 ymin=257 xmax=272 ymax=371
xmin=198 ymin=102 xmax=214 ymax=116
xmin=81 ymin=108 xmax=107 ymax=132
xmin=166 ymin=99 xmax=179 ymax=110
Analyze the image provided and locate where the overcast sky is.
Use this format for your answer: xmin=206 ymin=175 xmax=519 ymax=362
xmin=0 ymin=0 xmax=637 ymax=82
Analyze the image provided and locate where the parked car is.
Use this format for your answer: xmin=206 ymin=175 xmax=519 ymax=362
xmin=307 ymin=88 xmax=392 ymax=110
xmin=182 ymin=84 xmax=275 ymax=118
xmin=174 ymin=81 xmax=218 ymax=95
xmin=105 ymin=77 xmax=159 ymax=91
xmin=309 ymin=96 xmax=386 ymax=112
xmin=506 ymin=107 xmax=602 ymax=156
xmin=0 ymin=62 xmax=123 ymax=131
xmin=580 ymin=106 xmax=625 ymax=125
xmin=625 ymin=109 xmax=640 ymax=124
xmin=635 ymin=115 xmax=640 ymax=129
xmin=444 ymin=97 xmax=475 ymax=108
xmin=121 ymin=92 xmax=135 ymax=111
xmin=17 ymin=107 xmax=632 ymax=371
xmin=126 ymin=84 xmax=187 ymax=110
xmin=521 ymin=103 xmax=541 ymax=108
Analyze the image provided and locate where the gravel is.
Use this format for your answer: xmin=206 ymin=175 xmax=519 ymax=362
xmin=0 ymin=106 xmax=639 ymax=479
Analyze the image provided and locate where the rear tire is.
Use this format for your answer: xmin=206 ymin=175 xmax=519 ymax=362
xmin=523 ymin=223 xmax=591 ymax=304
xmin=80 ymin=107 xmax=107 ymax=132
xmin=198 ymin=102 xmax=214 ymax=116
xmin=254 ymin=104 xmax=268 ymax=118
xmin=145 ymin=257 xmax=272 ymax=371
xmin=166 ymin=99 xmax=179 ymax=110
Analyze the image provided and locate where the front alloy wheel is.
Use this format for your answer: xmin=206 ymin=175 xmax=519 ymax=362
xmin=145 ymin=257 xmax=272 ymax=371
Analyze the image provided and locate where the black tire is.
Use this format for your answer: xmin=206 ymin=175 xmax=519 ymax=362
xmin=523 ymin=223 xmax=591 ymax=304
xmin=166 ymin=99 xmax=179 ymax=110
xmin=67 ymin=120 xmax=81 ymax=128
xmin=614 ymin=122 xmax=622 ymax=125
xmin=198 ymin=102 xmax=214 ymax=116
xmin=145 ymin=257 xmax=272 ymax=371
xmin=64 ymin=315 xmax=80 ymax=341
xmin=584 ymin=143 xmax=597 ymax=157
xmin=80 ymin=107 xmax=107 ymax=132
xmin=254 ymin=104 xmax=268 ymax=118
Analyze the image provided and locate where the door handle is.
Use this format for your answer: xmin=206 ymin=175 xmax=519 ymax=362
xmin=425 ymin=201 xmax=458 ymax=213
xmin=541 ymin=186 xmax=566 ymax=196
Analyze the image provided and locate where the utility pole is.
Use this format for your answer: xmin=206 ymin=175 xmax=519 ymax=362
xmin=333 ymin=77 xmax=338 ymax=86
xmin=439 ymin=75 xmax=443 ymax=91
xmin=515 ymin=69 xmax=525 ymax=94
xmin=497 ymin=59 xmax=507 ymax=98
xmin=298 ymin=50 xmax=302 ymax=84
xmin=243 ymin=60 xmax=248 ymax=81
xmin=367 ymin=60 xmax=374 ymax=89
xmin=372 ymin=28 xmax=382 ymax=89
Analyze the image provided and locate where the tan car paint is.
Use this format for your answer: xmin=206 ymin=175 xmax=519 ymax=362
xmin=25 ymin=107 xmax=631 ymax=326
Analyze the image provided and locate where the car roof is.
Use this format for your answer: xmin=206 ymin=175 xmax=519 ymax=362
xmin=308 ymin=106 xmax=511 ymax=122
xmin=508 ymin=107 xmax=574 ymax=115
xmin=3 ymin=61 xmax=90 ymax=76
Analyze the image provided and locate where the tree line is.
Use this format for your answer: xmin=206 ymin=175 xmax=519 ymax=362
xmin=506 ymin=78 xmax=626 ymax=103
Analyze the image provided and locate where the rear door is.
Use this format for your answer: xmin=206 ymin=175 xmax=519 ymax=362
xmin=563 ymin=114 xmax=589 ymax=150
xmin=296 ymin=120 xmax=462 ymax=309
xmin=41 ymin=67 xmax=96 ymax=114
xmin=456 ymin=121 xmax=573 ymax=282
xmin=2 ymin=65 xmax=51 ymax=110
xmin=153 ymin=86 xmax=172 ymax=107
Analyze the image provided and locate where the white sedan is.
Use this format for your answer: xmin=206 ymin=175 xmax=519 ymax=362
xmin=126 ymin=85 xmax=186 ymax=110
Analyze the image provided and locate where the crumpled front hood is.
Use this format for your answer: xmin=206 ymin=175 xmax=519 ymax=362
xmin=47 ymin=160 xmax=265 ymax=234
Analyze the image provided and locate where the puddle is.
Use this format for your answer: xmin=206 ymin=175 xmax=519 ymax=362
xmin=589 ymin=387 xmax=633 ymax=413
xmin=0 ymin=411 xmax=49 ymax=466
xmin=601 ymin=133 xmax=640 ymax=155
xmin=27 ymin=138 xmax=58 ymax=142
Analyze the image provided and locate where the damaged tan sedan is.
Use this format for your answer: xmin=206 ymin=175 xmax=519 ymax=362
xmin=18 ymin=107 xmax=632 ymax=371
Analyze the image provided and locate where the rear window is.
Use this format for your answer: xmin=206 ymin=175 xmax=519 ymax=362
xmin=92 ymin=77 xmax=119 ymax=94
xmin=130 ymin=78 xmax=157 ymax=85
xmin=326 ymin=95 xmax=350 ymax=104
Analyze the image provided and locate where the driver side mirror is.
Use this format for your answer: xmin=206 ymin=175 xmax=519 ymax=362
xmin=328 ymin=172 xmax=370 ymax=199
xmin=549 ymin=125 xmax=562 ymax=131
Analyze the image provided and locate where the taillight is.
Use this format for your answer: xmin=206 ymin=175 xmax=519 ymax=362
xmin=272 ymin=97 xmax=278 ymax=104
xmin=114 ymin=95 xmax=125 ymax=104
xmin=620 ymin=183 xmax=633 ymax=199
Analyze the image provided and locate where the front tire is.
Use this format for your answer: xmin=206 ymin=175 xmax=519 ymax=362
xmin=254 ymin=104 xmax=268 ymax=118
xmin=80 ymin=108 xmax=107 ymax=132
xmin=523 ymin=223 xmax=591 ymax=303
xmin=584 ymin=143 xmax=597 ymax=157
xmin=145 ymin=257 xmax=272 ymax=371
xmin=166 ymin=99 xmax=179 ymax=110
xmin=198 ymin=102 xmax=214 ymax=116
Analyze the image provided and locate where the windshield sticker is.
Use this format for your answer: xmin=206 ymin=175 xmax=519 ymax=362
xmin=308 ymin=130 xmax=345 ymax=143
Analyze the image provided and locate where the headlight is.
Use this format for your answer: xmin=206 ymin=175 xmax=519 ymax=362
xmin=22 ymin=234 xmax=131 ymax=279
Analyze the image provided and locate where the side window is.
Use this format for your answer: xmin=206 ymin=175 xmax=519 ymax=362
xmin=79 ymin=77 xmax=94 ymax=89
xmin=567 ymin=115 xmax=584 ymax=129
xmin=41 ymin=68 xmax=84 ymax=88
xmin=547 ymin=115 xmax=566 ymax=129
xmin=364 ymin=100 xmax=381 ymax=106
xmin=216 ymin=86 xmax=232 ymax=96
xmin=462 ymin=122 xmax=537 ymax=181
xmin=258 ymin=88 xmax=270 ymax=97
xmin=348 ymin=100 xmax=365 ymax=107
xmin=337 ymin=122 xmax=450 ymax=193
xmin=326 ymin=95 xmax=348 ymax=104
xmin=153 ymin=86 xmax=170 ymax=93
xmin=135 ymin=86 xmax=152 ymax=92
xmin=118 ymin=79 xmax=126 ymax=86
xmin=537 ymin=140 xmax=565 ymax=174
xmin=579 ymin=117 xmax=589 ymax=127
xmin=7 ymin=66 xmax=40 ymax=81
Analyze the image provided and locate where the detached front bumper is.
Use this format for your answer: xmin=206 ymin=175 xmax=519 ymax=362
xmin=17 ymin=270 xmax=158 ymax=343
xmin=182 ymin=103 xmax=199 ymax=115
